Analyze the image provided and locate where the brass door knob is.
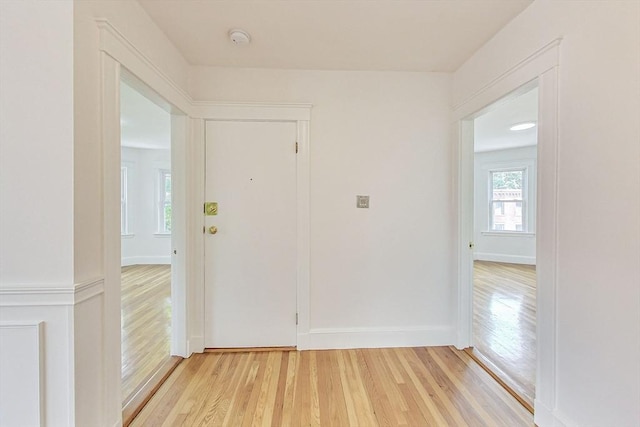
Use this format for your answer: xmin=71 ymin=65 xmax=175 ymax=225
xmin=209 ymin=226 xmax=218 ymax=235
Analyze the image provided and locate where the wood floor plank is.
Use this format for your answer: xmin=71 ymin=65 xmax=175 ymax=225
xmin=131 ymin=347 xmax=534 ymax=426
xmin=278 ymin=351 xmax=297 ymax=427
xmin=121 ymin=264 xmax=172 ymax=405
xmin=472 ymin=260 xmax=536 ymax=408
xmin=450 ymin=347 xmax=533 ymax=425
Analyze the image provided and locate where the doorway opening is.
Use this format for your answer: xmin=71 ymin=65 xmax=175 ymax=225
xmin=119 ymin=76 xmax=181 ymax=423
xmin=466 ymin=83 xmax=538 ymax=411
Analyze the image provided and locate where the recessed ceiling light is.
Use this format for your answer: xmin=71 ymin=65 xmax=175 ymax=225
xmin=510 ymin=122 xmax=536 ymax=131
xmin=228 ymin=29 xmax=251 ymax=46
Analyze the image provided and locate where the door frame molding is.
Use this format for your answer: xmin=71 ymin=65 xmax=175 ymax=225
xmin=453 ymin=38 xmax=561 ymax=423
xmin=98 ymin=18 xmax=313 ymax=423
xmin=98 ymin=19 xmax=193 ymax=424
xmin=192 ymin=104 xmax=312 ymax=352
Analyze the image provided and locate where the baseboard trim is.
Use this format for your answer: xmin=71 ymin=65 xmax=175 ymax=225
xmin=534 ymin=399 xmax=577 ymax=427
xmin=204 ymin=346 xmax=296 ymax=353
xmin=121 ymin=256 xmax=171 ymax=267
xmin=299 ymin=326 xmax=454 ymax=350
xmin=474 ymin=253 xmax=536 ymax=265
xmin=188 ymin=335 xmax=204 ymax=354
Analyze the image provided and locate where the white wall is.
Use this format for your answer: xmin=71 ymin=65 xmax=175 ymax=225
xmin=474 ymin=146 xmax=536 ymax=264
xmin=121 ymin=147 xmax=172 ymax=266
xmin=454 ymin=1 xmax=640 ymax=426
xmin=0 ymin=0 xmax=74 ymax=286
xmin=0 ymin=2 xmax=77 ymax=426
xmin=190 ymin=68 xmax=454 ymax=347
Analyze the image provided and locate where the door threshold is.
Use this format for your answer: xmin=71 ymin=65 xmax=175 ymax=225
xmin=204 ymin=346 xmax=297 ymax=353
xmin=464 ymin=348 xmax=534 ymax=414
xmin=122 ymin=355 xmax=183 ymax=426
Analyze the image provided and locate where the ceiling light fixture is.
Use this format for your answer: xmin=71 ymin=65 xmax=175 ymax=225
xmin=228 ymin=29 xmax=251 ymax=46
xmin=510 ymin=122 xmax=536 ymax=131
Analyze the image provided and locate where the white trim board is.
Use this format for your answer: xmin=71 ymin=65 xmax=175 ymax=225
xmin=453 ymin=38 xmax=562 ymax=119
xmin=474 ymin=253 xmax=536 ymax=265
xmin=299 ymin=326 xmax=454 ymax=351
xmin=121 ymin=256 xmax=171 ymax=266
xmin=454 ymin=39 xmax=560 ymax=424
xmin=534 ymin=399 xmax=579 ymax=427
xmin=0 ymin=279 xmax=104 ymax=307
xmin=192 ymin=102 xmax=311 ymax=121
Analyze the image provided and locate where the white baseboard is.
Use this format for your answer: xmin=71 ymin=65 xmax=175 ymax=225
xmin=297 ymin=326 xmax=454 ymax=350
xmin=474 ymin=252 xmax=535 ymax=265
xmin=534 ymin=400 xmax=576 ymax=427
xmin=188 ymin=335 xmax=205 ymax=354
xmin=121 ymin=256 xmax=171 ymax=266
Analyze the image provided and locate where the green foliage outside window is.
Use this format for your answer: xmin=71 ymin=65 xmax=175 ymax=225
xmin=492 ymin=171 xmax=522 ymax=190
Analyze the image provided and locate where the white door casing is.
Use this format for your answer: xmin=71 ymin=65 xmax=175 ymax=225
xmin=204 ymin=120 xmax=298 ymax=348
xmin=453 ymin=39 xmax=560 ymax=420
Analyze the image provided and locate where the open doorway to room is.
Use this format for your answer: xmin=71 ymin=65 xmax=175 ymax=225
xmin=119 ymin=79 xmax=173 ymax=413
xmin=467 ymin=84 xmax=538 ymax=411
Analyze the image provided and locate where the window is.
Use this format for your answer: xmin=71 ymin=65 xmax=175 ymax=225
xmin=158 ymin=169 xmax=172 ymax=233
xmin=489 ymin=169 xmax=525 ymax=232
xmin=121 ymin=167 xmax=128 ymax=235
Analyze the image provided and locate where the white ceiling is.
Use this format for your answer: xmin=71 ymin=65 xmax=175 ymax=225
xmin=474 ymin=86 xmax=538 ymax=153
xmin=120 ymin=81 xmax=171 ymax=150
xmin=138 ymin=0 xmax=532 ymax=72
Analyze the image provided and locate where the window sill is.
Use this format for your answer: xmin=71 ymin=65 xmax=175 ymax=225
xmin=154 ymin=233 xmax=171 ymax=238
xmin=481 ymin=231 xmax=535 ymax=237
xmin=121 ymin=234 xmax=135 ymax=239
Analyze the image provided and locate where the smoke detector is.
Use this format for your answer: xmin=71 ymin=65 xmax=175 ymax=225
xmin=229 ymin=29 xmax=251 ymax=45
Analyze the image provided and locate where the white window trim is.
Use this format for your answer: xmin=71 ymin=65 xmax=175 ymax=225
xmin=487 ymin=166 xmax=529 ymax=233
xmin=481 ymin=231 xmax=535 ymax=237
xmin=158 ymin=169 xmax=172 ymax=234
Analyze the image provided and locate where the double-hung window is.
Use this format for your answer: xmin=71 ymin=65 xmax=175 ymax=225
xmin=158 ymin=169 xmax=172 ymax=234
xmin=489 ymin=169 xmax=526 ymax=232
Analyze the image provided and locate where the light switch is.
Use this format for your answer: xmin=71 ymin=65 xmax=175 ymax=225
xmin=356 ymin=195 xmax=370 ymax=208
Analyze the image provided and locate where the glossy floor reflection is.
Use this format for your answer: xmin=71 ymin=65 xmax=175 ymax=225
xmin=471 ymin=261 xmax=536 ymax=408
xmin=121 ymin=264 xmax=172 ymax=404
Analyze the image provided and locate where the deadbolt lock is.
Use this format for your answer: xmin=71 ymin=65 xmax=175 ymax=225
xmin=204 ymin=202 xmax=218 ymax=216
xmin=209 ymin=226 xmax=218 ymax=235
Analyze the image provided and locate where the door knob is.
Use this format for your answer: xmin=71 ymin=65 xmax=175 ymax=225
xmin=209 ymin=226 xmax=218 ymax=235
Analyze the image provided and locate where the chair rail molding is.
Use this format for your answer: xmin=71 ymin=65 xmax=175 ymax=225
xmin=0 ymin=278 xmax=104 ymax=307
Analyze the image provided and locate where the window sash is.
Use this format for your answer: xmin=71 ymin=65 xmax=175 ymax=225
xmin=158 ymin=170 xmax=171 ymax=233
xmin=489 ymin=169 xmax=526 ymax=232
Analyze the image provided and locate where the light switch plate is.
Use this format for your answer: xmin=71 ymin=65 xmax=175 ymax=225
xmin=356 ymin=195 xmax=370 ymax=208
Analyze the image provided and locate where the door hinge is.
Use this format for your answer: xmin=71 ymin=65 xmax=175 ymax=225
xmin=295 ymin=142 xmax=299 ymax=154
xmin=295 ymin=313 xmax=299 ymax=325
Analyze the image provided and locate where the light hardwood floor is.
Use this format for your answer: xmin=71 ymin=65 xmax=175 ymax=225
xmin=122 ymin=264 xmax=172 ymax=404
xmin=470 ymin=261 xmax=536 ymax=410
xmin=131 ymin=347 xmax=533 ymax=426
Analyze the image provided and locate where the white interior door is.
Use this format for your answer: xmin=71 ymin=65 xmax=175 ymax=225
xmin=204 ymin=120 xmax=297 ymax=348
